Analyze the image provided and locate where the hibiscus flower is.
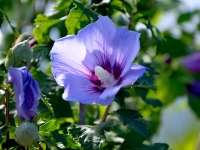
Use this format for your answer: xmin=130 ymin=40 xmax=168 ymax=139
xmin=8 ymin=67 xmax=40 ymax=121
xmin=51 ymin=16 xmax=146 ymax=105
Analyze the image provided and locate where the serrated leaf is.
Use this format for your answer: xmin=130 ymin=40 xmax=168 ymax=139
xmin=0 ymin=9 xmax=19 ymax=37
xmin=54 ymin=0 xmax=72 ymax=10
xmin=32 ymin=42 xmax=54 ymax=62
xmin=146 ymin=98 xmax=163 ymax=108
xmin=52 ymin=133 xmax=80 ymax=149
xmin=115 ymin=109 xmax=148 ymax=138
xmin=65 ymin=1 xmax=90 ymax=34
xmin=118 ymin=131 xmax=169 ymax=150
xmin=68 ymin=119 xmax=116 ymax=150
xmin=40 ymin=94 xmax=54 ymax=115
xmin=40 ymin=119 xmax=57 ymax=132
xmin=114 ymin=90 xmax=130 ymax=107
xmin=33 ymin=14 xmax=61 ymax=43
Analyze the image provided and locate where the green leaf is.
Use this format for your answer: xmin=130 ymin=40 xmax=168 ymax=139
xmin=146 ymin=98 xmax=163 ymax=108
xmin=40 ymin=119 xmax=57 ymax=132
xmin=115 ymin=109 xmax=148 ymax=138
xmin=135 ymin=87 xmax=149 ymax=101
xmin=177 ymin=13 xmax=191 ymax=24
xmin=65 ymin=1 xmax=90 ymax=34
xmin=40 ymin=94 xmax=54 ymax=115
xmin=31 ymin=67 xmax=58 ymax=95
xmin=118 ymin=131 xmax=169 ymax=150
xmin=188 ymin=95 xmax=200 ymax=118
xmin=110 ymin=0 xmax=124 ymax=12
xmin=54 ymin=0 xmax=72 ymax=10
xmin=32 ymin=41 xmax=54 ymax=62
xmin=33 ymin=14 xmax=61 ymax=43
xmin=114 ymin=90 xmax=130 ymax=107
xmin=0 ymin=9 xmax=19 ymax=37
xmin=68 ymin=119 xmax=116 ymax=150
xmin=135 ymin=62 xmax=158 ymax=92
xmin=52 ymin=133 xmax=80 ymax=149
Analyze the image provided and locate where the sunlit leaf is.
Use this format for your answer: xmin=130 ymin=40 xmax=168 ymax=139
xmin=54 ymin=0 xmax=72 ymax=10
xmin=68 ymin=119 xmax=116 ymax=150
xmin=33 ymin=14 xmax=62 ymax=43
xmin=65 ymin=1 xmax=90 ymax=34
xmin=52 ymin=132 xmax=80 ymax=149
xmin=40 ymin=119 xmax=57 ymax=132
xmin=0 ymin=9 xmax=19 ymax=37
xmin=115 ymin=109 xmax=148 ymax=138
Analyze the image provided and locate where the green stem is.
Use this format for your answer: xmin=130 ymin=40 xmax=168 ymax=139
xmin=5 ymin=89 xmax=10 ymax=150
xmin=101 ymin=104 xmax=112 ymax=123
xmin=79 ymin=103 xmax=86 ymax=125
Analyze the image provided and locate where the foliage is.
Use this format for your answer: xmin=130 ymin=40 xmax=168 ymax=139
xmin=0 ymin=0 xmax=200 ymax=150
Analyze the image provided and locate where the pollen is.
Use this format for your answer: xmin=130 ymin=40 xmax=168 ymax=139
xmin=94 ymin=66 xmax=115 ymax=88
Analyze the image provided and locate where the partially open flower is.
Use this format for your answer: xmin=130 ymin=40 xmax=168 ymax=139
xmin=8 ymin=67 xmax=40 ymax=121
xmin=51 ymin=16 xmax=145 ymax=105
xmin=15 ymin=122 xmax=38 ymax=147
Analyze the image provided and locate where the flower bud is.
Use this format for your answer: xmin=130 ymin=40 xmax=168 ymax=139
xmin=15 ymin=122 xmax=39 ymax=147
xmin=15 ymin=32 xmax=33 ymax=45
xmin=5 ymin=40 xmax=33 ymax=70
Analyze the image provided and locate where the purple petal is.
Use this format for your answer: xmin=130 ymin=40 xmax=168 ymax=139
xmin=78 ymin=16 xmax=116 ymax=72
xmin=186 ymin=79 xmax=200 ymax=97
xmin=59 ymin=74 xmax=105 ymax=104
xmin=8 ymin=67 xmax=40 ymax=121
xmin=112 ymin=28 xmax=140 ymax=79
xmin=51 ymin=35 xmax=96 ymax=85
xmin=99 ymin=86 xmax=121 ymax=100
xmin=119 ymin=64 xmax=146 ymax=87
xmin=182 ymin=52 xmax=200 ymax=74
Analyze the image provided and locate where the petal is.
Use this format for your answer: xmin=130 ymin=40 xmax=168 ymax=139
xmin=8 ymin=67 xmax=40 ymax=121
xmin=60 ymin=74 xmax=105 ymax=104
xmin=182 ymin=52 xmax=200 ymax=74
xmin=112 ymin=28 xmax=140 ymax=79
xmin=22 ymin=75 xmax=40 ymax=121
xmin=119 ymin=64 xmax=146 ymax=87
xmin=8 ymin=67 xmax=24 ymax=119
xmin=95 ymin=95 xmax=115 ymax=106
xmin=51 ymin=35 xmax=95 ymax=85
xmin=78 ymin=16 xmax=116 ymax=72
xmin=99 ymin=86 xmax=121 ymax=100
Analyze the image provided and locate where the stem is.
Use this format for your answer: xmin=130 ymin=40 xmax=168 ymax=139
xmin=38 ymin=143 xmax=44 ymax=150
xmin=5 ymin=89 xmax=10 ymax=150
xmin=101 ymin=104 xmax=112 ymax=123
xmin=79 ymin=103 xmax=86 ymax=125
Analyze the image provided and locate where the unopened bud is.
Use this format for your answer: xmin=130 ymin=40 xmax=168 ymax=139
xmin=5 ymin=40 xmax=33 ymax=70
xmin=15 ymin=122 xmax=39 ymax=147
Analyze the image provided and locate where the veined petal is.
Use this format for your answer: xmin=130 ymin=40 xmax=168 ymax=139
xmin=95 ymin=95 xmax=115 ymax=106
xmin=120 ymin=64 xmax=146 ymax=87
xmin=51 ymin=35 xmax=95 ymax=84
xmin=99 ymin=86 xmax=121 ymax=100
xmin=8 ymin=67 xmax=24 ymax=119
xmin=8 ymin=67 xmax=40 ymax=121
xmin=60 ymin=74 xmax=104 ymax=104
xmin=78 ymin=16 xmax=116 ymax=72
xmin=112 ymin=28 xmax=140 ymax=79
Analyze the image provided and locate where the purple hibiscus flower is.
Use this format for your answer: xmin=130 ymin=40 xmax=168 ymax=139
xmin=8 ymin=67 xmax=40 ymax=121
xmin=186 ymin=79 xmax=200 ymax=97
xmin=181 ymin=52 xmax=200 ymax=74
xmin=51 ymin=16 xmax=146 ymax=105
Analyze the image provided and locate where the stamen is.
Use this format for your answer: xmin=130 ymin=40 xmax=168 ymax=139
xmin=94 ymin=66 xmax=116 ymax=88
